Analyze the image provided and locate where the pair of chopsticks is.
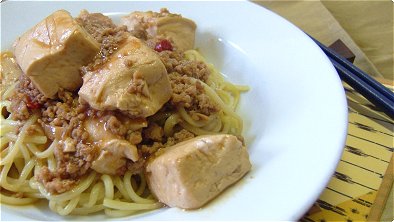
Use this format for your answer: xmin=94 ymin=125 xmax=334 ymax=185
xmin=309 ymin=36 xmax=394 ymax=119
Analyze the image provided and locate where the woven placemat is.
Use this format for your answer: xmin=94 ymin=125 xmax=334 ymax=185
xmin=300 ymin=82 xmax=393 ymax=222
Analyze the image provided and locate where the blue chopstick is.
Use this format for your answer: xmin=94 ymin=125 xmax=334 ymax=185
xmin=309 ymin=36 xmax=394 ymax=119
xmin=331 ymin=58 xmax=394 ymax=119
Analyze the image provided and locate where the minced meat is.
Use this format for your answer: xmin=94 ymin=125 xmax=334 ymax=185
xmin=10 ymin=74 xmax=49 ymax=121
xmin=76 ymin=10 xmax=117 ymax=43
xmin=140 ymin=129 xmax=195 ymax=157
xmin=159 ymin=50 xmax=210 ymax=82
xmin=77 ymin=11 xmax=129 ymax=74
xmin=143 ymin=122 xmax=164 ymax=142
xmin=36 ymin=167 xmax=76 ymax=194
xmin=169 ymin=73 xmax=219 ymax=115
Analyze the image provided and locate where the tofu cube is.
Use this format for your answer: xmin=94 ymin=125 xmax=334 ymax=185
xmin=13 ymin=10 xmax=100 ymax=98
xmin=145 ymin=134 xmax=251 ymax=209
xmin=121 ymin=10 xmax=197 ymax=51
xmin=78 ymin=35 xmax=172 ymax=117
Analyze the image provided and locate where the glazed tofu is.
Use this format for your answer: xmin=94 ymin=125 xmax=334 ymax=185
xmin=78 ymin=35 xmax=172 ymax=117
xmin=145 ymin=134 xmax=251 ymax=209
xmin=121 ymin=9 xmax=197 ymax=51
xmin=13 ymin=10 xmax=100 ymax=98
xmin=83 ymin=118 xmax=140 ymax=175
xmin=91 ymin=139 xmax=139 ymax=175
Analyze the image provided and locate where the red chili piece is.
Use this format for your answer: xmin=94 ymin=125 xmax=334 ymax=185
xmin=26 ymin=97 xmax=41 ymax=109
xmin=154 ymin=39 xmax=173 ymax=52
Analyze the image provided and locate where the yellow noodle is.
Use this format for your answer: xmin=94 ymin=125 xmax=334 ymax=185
xmin=101 ymin=174 xmax=114 ymax=200
xmin=1 ymin=82 xmax=18 ymax=100
xmin=113 ymin=176 xmax=132 ymax=202
xmin=2 ymin=120 xmax=20 ymax=127
xmin=123 ymin=171 xmax=155 ymax=204
xmin=71 ymin=205 xmax=105 ymax=215
xmin=25 ymin=192 xmax=44 ymax=199
xmin=19 ymin=143 xmax=31 ymax=162
xmin=220 ymin=116 xmax=231 ymax=134
xmin=7 ymin=177 xmax=32 ymax=188
xmin=0 ymin=125 xmax=16 ymax=136
xmin=27 ymin=140 xmax=56 ymax=159
xmin=38 ymin=172 xmax=96 ymax=201
xmin=18 ymin=158 xmax=35 ymax=182
xmin=179 ymin=121 xmax=216 ymax=136
xmin=0 ymin=163 xmax=36 ymax=193
xmin=202 ymin=115 xmax=222 ymax=132
xmin=103 ymin=198 xmax=162 ymax=211
xmin=82 ymin=182 xmax=105 ymax=208
xmin=216 ymin=90 xmax=234 ymax=107
xmin=29 ymin=177 xmax=39 ymax=189
xmin=0 ymin=193 xmax=38 ymax=205
xmin=47 ymin=154 xmax=56 ymax=172
xmin=0 ymin=163 xmax=14 ymax=190
xmin=56 ymin=196 xmax=80 ymax=216
xmin=163 ymin=113 xmax=181 ymax=136
xmin=0 ymin=115 xmax=37 ymax=165
xmin=200 ymin=79 xmax=242 ymax=124
xmin=1 ymin=147 xmax=9 ymax=159
xmin=178 ymin=106 xmax=212 ymax=127
xmin=1 ymin=137 xmax=10 ymax=149
xmin=5 ymin=134 xmax=47 ymax=144
xmin=49 ymin=200 xmax=57 ymax=212
xmin=175 ymin=50 xmax=247 ymax=137
xmin=136 ymin=173 xmax=147 ymax=196
xmin=235 ymin=85 xmax=250 ymax=91
xmin=104 ymin=208 xmax=137 ymax=217
xmin=24 ymin=136 xmax=47 ymax=144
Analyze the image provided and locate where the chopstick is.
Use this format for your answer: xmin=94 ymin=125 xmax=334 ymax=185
xmin=309 ymin=36 xmax=394 ymax=119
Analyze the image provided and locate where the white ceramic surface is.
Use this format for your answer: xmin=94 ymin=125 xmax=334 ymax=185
xmin=0 ymin=1 xmax=348 ymax=221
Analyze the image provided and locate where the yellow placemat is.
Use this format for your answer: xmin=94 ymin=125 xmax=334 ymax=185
xmin=301 ymin=82 xmax=394 ymax=222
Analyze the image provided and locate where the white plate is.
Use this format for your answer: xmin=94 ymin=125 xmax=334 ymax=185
xmin=0 ymin=1 xmax=348 ymax=221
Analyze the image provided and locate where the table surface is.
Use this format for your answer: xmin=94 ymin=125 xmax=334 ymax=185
xmin=300 ymin=79 xmax=393 ymax=222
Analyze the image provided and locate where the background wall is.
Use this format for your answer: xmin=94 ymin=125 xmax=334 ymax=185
xmin=254 ymin=0 xmax=393 ymax=81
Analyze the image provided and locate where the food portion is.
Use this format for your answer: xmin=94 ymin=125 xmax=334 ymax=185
xmin=121 ymin=8 xmax=196 ymax=51
xmin=13 ymin=10 xmax=100 ymax=98
xmin=79 ymin=35 xmax=172 ymax=117
xmin=1 ymin=52 xmax=23 ymax=97
xmin=0 ymin=8 xmax=250 ymax=217
xmin=146 ymin=134 xmax=251 ymax=209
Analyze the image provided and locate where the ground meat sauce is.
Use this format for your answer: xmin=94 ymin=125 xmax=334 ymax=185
xmin=10 ymin=74 xmax=48 ymax=120
xmin=8 ymin=11 xmax=218 ymax=194
xmin=140 ymin=128 xmax=195 ymax=158
xmin=157 ymin=50 xmax=218 ymax=115
xmin=159 ymin=50 xmax=210 ymax=82
xmin=169 ymin=73 xmax=219 ymax=115
xmin=76 ymin=10 xmax=117 ymax=43
xmin=76 ymin=11 xmax=129 ymax=75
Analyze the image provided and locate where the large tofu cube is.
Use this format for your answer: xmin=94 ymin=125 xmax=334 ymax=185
xmin=78 ymin=35 xmax=172 ymax=117
xmin=13 ymin=10 xmax=100 ymax=98
xmin=121 ymin=10 xmax=197 ymax=51
xmin=145 ymin=134 xmax=251 ymax=209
